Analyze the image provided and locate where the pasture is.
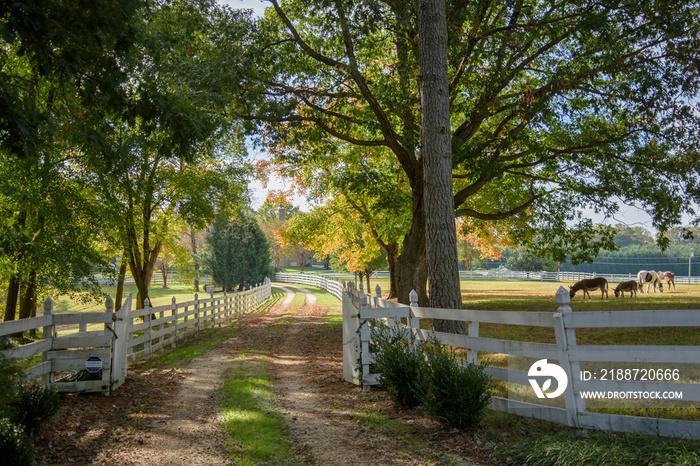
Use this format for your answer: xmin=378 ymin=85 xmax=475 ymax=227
xmin=42 ymin=275 xmax=700 ymax=351
xmin=351 ymin=276 xmax=700 ymax=423
xmin=355 ymin=276 xmax=700 ymax=351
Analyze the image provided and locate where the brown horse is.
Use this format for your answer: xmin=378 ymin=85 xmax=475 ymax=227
xmin=657 ymin=271 xmax=676 ymax=290
xmin=614 ymin=280 xmax=638 ymax=298
xmin=570 ymin=277 xmax=609 ymax=299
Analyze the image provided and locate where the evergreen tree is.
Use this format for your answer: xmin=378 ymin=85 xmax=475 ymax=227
xmin=204 ymin=215 xmax=272 ymax=292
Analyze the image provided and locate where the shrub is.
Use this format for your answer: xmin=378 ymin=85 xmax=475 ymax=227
xmin=0 ymin=418 xmax=33 ymax=466
xmin=0 ymin=338 xmax=21 ymax=419
xmin=0 ymin=338 xmax=62 ymax=466
xmin=369 ymin=324 xmax=424 ymax=407
xmin=11 ymin=383 xmax=62 ymax=434
xmin=416 ymin=336 xmax=491 ymax=430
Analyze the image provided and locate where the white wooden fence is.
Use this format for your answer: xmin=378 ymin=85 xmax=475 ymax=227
xmin=310 ymin=269 xmax=700 ymax=284
xmin=0 ymin=279 xmax=272 ymax=395
xmin=274 ymin=272 xmax=344 ymax=299
xmin=339 ymin=281 xmax=700 ymax=439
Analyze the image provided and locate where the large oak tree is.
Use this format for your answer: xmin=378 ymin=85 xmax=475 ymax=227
xmin=228 ymin=0 xmax=700 ymax=311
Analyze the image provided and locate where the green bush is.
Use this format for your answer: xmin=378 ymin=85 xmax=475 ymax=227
xmin=369 ymin=324 xmax=424 ymax=407
xmin=0 ymin=418 xmax=33 ymax=466
xmin=370 ymin=326 xmax=492 ymax=430
xmin=416 ymin=336 xmax=491 ymax=430
xmin=0 ymin=338 xmax=21 ymax=419
xmin=0 ymin=338 xmax=62 ymax=466
xmin=11 ymin=383 xmax=62 ymax=434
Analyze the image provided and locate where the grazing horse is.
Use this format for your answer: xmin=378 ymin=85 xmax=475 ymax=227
xmin=657 ymin=271 xmax=676 ymax=290
xmin=614 ymin=280 xmax=638 ymax=298
xmin=637 ymin=270 xmax=663 ymax=293
xmin=570 ymin=277 xmax=608 ymax=299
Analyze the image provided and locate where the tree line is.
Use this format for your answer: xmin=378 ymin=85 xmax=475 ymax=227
xmin=3 ymin=1 xmax=700 ymax=334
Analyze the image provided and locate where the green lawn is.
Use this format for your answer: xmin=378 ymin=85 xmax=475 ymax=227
xmin=50 ymin=281 xmax=209 ymax=314
xmin=275 ymin=283 xmax=341 ymax=308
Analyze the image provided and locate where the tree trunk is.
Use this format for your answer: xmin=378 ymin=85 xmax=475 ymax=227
xmin=3 ymin=274 xmax=21 ymax=322
xmin=128 ymin=238 xmax=161 ymax=310
xmin=161 ymin=263 xmax=168 ymax=289
xmin=395 ymin=196 xmax=429 ymax=306
xmin=386 ymin=242 xmax=399 ymax=299
xmin=190 ymin=226 xmax=200 ymax=292
xmin=298 ymin=248 xmax=307 ymax=272
xmin=18 ymin=271 xmax=37 ymax=320
xmin=418 ymin=0 xmax=465 ymax=333
xmin=115 ymin=257 xmax=128 ymax=311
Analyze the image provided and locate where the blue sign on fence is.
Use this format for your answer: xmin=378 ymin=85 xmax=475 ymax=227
xmin=85 ymin=356 xmax=102 ymax=373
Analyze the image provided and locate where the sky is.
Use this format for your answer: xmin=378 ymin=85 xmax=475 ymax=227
xmin=218 ymin=0 xmax=305 ymax=211
xmin=221 ymin=0 xmax=267 ymax=17
xmin=218 ymin=0 xmax=686 ymax=232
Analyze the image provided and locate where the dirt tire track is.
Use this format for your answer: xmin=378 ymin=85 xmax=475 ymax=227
xmin=101 ymin=287 xmax=398 ymax=465
xmin=266 ymin=303 xmax=391 ymax=464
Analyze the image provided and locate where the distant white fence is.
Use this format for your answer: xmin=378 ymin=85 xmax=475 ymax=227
xmin=274 ymin=272 xmax=343 ymax=299
xmin=0 ymin=279 xmax=272 ymax=395
xmin=309 ymin=269 xmax=700 ymax=284
xmin=339 ymin=281 xmax=700 ymax=440
xmin=92 ymin=271 xmax=202 ymax=286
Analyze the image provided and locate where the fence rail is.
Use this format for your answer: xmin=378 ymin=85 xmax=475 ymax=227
xmin=274 ymin=272 xmax=344 ymax=299
xmin=336 ymin=281 xmax=700 ymax=440
xmin=0 ymin=279 xmax=272 ymax=395
xmin=304 ymin=268 xmax=700 ymax=284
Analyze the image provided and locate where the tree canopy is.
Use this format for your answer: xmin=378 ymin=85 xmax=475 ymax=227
xmin=1 ymin=0 xmax=253 ymax=320
xmin=230 ymin=0 xmax=700 ymax=306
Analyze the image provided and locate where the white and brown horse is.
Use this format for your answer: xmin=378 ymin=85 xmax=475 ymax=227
xmin=570 ymin=277 xmax=608 ymax=299
xmin=613 ymin=280 xmax=638 ymax=298
xmin=657 ymin=271 xmax=676 ymax=290
xmin=637 ymin=270 xmax=663 ymax=293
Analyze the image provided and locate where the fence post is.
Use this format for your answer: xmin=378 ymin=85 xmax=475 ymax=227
xmin=467 ymin=319 xmax=480 ymax=365
xmin=553 ymin=286 xmax=586 ymax=429
xmin=144 ymin=298 xmax=152 ymax=357
xmin=159 ymin=302 xmax=165 ymax=349
xmin=211 ymin=288 xmax=220 ymax=328
xmin=359 ymin=287 xmax=372 ymax=392
xmin=105 ymin=296 xmax=114 ymax=336
xmin=374 ymin=285 xmax=382 ymax=309
xmin=223 ymin=291 xmax=228 ymax=322
xmin=409 ymin=289 xmax=420 ymax=349
xmin=42 ymin=297 xmax=54 ymax=387
xmin=201 ymin=292 xmax=207 ymax=331
xmin=171 ymin=297 xmax=178 ymax=349
xmin=194 ymin=293 xmax=200 ymax=337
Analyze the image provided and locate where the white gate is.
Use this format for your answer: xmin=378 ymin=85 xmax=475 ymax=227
xmin=110 ymin=294 xmax=131 ymax=393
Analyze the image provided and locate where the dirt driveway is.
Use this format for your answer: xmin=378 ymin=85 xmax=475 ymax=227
xmin=33 ymin=286 xmax=490 ymax=465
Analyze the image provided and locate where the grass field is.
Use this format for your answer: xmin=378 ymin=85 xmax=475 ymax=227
xmin=49 ymin=281 xmax=209 ymax=314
